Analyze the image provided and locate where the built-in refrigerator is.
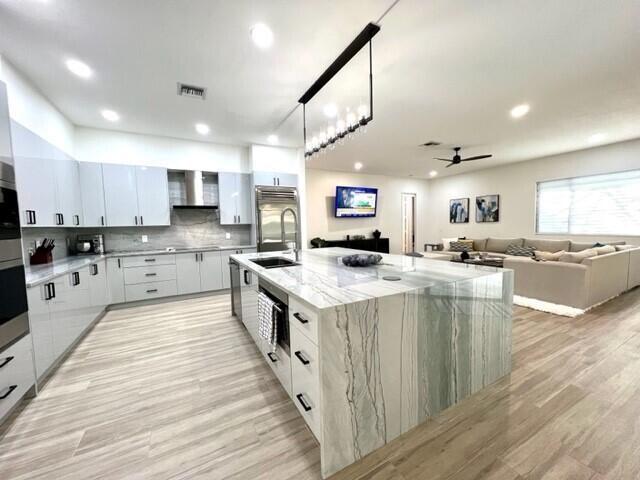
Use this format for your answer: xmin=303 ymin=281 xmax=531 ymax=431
xmin=255 ymin=186 xmax=300 ymax=253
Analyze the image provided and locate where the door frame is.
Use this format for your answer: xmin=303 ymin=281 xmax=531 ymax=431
xmin=401 ymin=192 xmax=416 ymax=253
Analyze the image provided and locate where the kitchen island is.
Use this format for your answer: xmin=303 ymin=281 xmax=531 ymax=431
xmin=231 ymin=247 xmax=513 ymax=478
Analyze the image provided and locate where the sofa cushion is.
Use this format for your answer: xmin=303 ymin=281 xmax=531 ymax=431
xmin=594 ymin=245 xmax=616 ymax=255
xmin=473 ymin=238 xmax=488 ymax=251
xmin=534 ymin=250 xmax=566 ymax=261
xmin=558 ymin=248 xmax=598 ymax=264
xmin=442 ymin=237 xmax=458 ymax=250
xmin=616 ymin=244 xmax=637 ymax=251
xmin=505 ymin=244 xmax=535 ymax=257
xmin=570 ymin=241 xmax=595 ymax=252
xmin=524 ymin=238 xmax=570 ymax=253
xmin=449 ymin=240 xmax=473 ymax=252
xmin=486 ymin=237 xmax=523 ymax=253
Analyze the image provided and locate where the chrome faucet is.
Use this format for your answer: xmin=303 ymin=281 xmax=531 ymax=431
xmin=281 ymin=207 xmax=300 ymax=262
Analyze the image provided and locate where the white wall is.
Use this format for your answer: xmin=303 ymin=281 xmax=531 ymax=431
xmin=305 ymin=169 xmax=430 ymax=254
xmin=0 ymin=56 xmax=75 ymax=155
xmin=425 ymin=138 xmax=640 ymax=245
xmin=75 ymin=127 xmax=251 ymax=172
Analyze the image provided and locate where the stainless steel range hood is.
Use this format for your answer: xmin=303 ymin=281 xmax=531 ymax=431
xmin=170 ymin=170 xmax=218 ymax=209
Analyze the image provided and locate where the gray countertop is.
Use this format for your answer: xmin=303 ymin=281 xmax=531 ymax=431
xmin=231 ymin=247 xmax=508 ymax=310
xmin=25 ymin=244 xmax=255 ymax=288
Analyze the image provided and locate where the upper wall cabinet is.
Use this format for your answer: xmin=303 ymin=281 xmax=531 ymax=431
xmin=102 ymin=164 xmax=170 ymax=227
xmin=53 ymin=158 xmax=83 ymax=227
xmin=253 ymin=171 xmax=297 ymax=188
xmin=79 ymin=162 xmax=107 ymax=227
xmin=219 ymin=172 xmax=252 ymax=225
xmin=135 ymin=166 xmax=170 ymax=226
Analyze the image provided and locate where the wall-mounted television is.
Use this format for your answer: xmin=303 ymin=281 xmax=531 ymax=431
xmin=334 ymin=186 xmax=378 ymax=218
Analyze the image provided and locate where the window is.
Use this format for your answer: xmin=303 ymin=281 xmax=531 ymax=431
xmin=536 ymin=169 xmax=640 ymax=236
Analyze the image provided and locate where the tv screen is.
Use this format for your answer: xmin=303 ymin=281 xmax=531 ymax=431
xmin=335 ymin=186 xmax=378 ymax=218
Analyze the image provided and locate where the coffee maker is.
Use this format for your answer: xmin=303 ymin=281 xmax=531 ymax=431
xmin=75 ymin=234 xmax=105 ymax=255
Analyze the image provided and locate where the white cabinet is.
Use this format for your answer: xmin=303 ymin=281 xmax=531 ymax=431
xmin=106 ymin=257 xmax=125 ymax=304
xmin=218 ymin=172 xmax=252 ymax=225
xmin=54 ymin=159 xmax=83 ymax=227
xmin=14 ymin=157 xmax=58 ymax=227
xmin=176 ymin=252 xmax=202 ymax=295
xmin=102 ymin=164 xmax=138 ymax=227
xmin=89 ymin=260 xmax=109 ymax=310
xmin=135 ymin=166 xmax=170 ymax=226
xmin=200 ymin=251 xmax=224 ymax=291
xmin=0 ymin=334 xmax=35 ymax=422
xmin=253 ymin=171 xmax=297 ymax=188
xmin=221 ymin=248 xmax=256 ymax=289
xmin=79 ymin=162 xmax=106 ymax=227
xmin=26 ymin=285 xmax=55 ymax=380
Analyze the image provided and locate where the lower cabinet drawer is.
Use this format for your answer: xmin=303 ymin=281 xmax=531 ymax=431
xmin=122 ymin=254 xmax=176 ymax=268
xmin=0 ymin=334 xmax=35 ymax=421
xmin=124 ymin=280 xmax=177 ymax=302
xmin=124 ymin=264 xmax=177 ymax=285
xmin=262 ymin=343 xmax=292 ymax=397
xmin=291 ymin=326 xmax=320 ymax=438
xmin=289 ymin=297 xmax=319 ymax=346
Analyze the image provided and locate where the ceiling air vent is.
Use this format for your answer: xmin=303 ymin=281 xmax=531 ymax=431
xmin=421 ymin=141 xmax=441 ymax=147
xmin=177 ymin=83 xmax=207 ymax=100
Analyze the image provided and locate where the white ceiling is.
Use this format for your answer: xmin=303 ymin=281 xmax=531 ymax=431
xmin=1 ymin=0 xmax=639 ymax=178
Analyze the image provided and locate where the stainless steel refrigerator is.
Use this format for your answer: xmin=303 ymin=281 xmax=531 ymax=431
xmin=255 ymin=186 xmax=300 ymax=252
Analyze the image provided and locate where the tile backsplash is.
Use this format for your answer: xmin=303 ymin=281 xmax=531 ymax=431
xmin=21 ymin=208 xmax=253 ymax=262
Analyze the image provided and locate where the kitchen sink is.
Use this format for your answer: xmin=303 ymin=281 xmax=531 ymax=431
xmin=249 ymin=257 xmax=298 ymax=269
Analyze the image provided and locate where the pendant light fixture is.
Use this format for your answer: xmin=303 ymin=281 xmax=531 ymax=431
xmin=299 ymin=22 xmax=381 ymax=157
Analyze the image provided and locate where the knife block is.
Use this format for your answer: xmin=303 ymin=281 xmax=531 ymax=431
xmin=30 ymin=250 xmax=53 ymax=265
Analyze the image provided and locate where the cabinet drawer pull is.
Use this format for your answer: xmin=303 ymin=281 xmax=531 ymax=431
xmin=0 ymin=356 xmax=14 ymax=369
xmin=296 ymin=393 xmax=312 ymax=412
xmin=144 ymin=258 xmax=156 ymax=262
xmin=73 ymin=214 xmax=80 ymax=226
xmin=293 ymin=312 xmax=309 ymax=324
xmin=145 ymin=273 xmax=157 ymax=277
xmin=26 ymin=210 xmax=36 ymax=225
xmin=0 ymin=385 xmax=17 ymax=400
xmin=72 ymin=272 xmax=80 ymax=286
xmin=146 ymin=289 xmax=158 ymax=293
xmin=101 ymin=215 xmax=105 ymax=226
xmin=294 ymin=351 xmax=310 ymax=365
xmin=140 ymin=216 xmax=144 ymax=225
xmin=135 ymin=216 xmax=138 ymax=225
xmin=45 ymin=282 xmax=56 ymax=300
xmin=91 ymin=264 xmax=98 ymax=276
xmin=267 ymin=352 xmax=278 ymax=363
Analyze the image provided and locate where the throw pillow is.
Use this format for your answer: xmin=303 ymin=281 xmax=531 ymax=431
xmin=505 ymin=244 xmax=535 ymax=257
xmin=534 ymin=250 xmax=565 ymax=261
xmin=594 ymin=245 xmax=616 ymax=255
xmin=442 ymin=237 xmax=458 ymax=250
xmin=449 ymin=241 xmax=471 ymax=252
xmin=558 ymin=248 xmax=598 ymax=264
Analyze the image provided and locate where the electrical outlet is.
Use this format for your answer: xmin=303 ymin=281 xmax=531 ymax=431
xmin=225 ymin=232 xmax=231 ymax=240
xmin=141 ymin=235 xmax=148 ymax=243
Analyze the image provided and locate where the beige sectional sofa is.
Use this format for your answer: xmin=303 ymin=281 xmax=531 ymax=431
xmin=438 ymin=237 xmax=640 ymax=309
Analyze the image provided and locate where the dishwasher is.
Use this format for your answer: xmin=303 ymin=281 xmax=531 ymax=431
xmin=229 ymin=259 xmax=242 ymax=321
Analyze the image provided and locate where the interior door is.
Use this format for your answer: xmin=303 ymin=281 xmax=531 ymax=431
xmin=102 ymin=163 xmax=138 ymax=226
xmin=402 ymin=193 xmax=416 ymax=253
xmin=135 ymin=166 xmax=170 ymax=226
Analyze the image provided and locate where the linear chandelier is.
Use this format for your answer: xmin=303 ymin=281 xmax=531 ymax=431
xmin=299 ymin=22 xmax=381 ymax=157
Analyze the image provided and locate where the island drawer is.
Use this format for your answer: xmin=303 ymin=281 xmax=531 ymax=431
xmin=124 ymin=280 xmax=177 ymax=302
xmin=291 ymin=327 xmax=320 ymax=439
xmin=0 ymin=334 xmax=35 ymax=421
xmin=261 ymin=342 xmax=292 ymax=397
xmin=124 ymin=264 xmax=177 ymax=285
xmin=122 ymin=254 xmax=176 ymax=268
xmin=289 ymin=297 xmax=318 ymax=345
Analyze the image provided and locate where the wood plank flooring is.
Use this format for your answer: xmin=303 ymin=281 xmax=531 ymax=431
xmin=2 ymin=288 xmax=640 ymax=479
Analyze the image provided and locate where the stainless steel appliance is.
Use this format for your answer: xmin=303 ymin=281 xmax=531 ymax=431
xmin=259 ymin=278 xmax=290 ymax=356
xmin=75 ymin=234 xmax=104 ymax=255
xmin=229 ymin=259 xmax=242 ymax=321
xmin=0 ymin=81 xmax=29 ymax=352
xmin=255 ymin=186 xmax=300 ymax=253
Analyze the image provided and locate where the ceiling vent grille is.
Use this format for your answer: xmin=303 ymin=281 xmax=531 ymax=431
xmin=177 ymin=83 xmax=207 ymax=100
xmin=421 ymin=141 xmax=441 ymax=147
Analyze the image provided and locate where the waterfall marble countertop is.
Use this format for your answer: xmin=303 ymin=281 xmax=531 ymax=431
xmin=231 ymin=247 xmax=509 ymax=310
xmin=24 ymin=244 xmax=256 ymax=287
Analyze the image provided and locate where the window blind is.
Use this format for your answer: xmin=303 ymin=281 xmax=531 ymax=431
xmin=536 ymin=169 xmax=640 ymax=236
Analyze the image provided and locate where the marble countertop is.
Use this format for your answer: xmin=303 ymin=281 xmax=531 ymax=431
xmin=25 ymin=244 xmax=256 ymax=287
xmin=231 ymin=247 xmax=508 ymax=310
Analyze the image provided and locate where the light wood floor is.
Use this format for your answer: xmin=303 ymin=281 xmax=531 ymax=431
xmin=2 ymin=289 xmax=640 ymax=479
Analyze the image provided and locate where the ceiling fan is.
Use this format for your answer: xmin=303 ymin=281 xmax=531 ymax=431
xmin=433 ymin=147 xmax=492 ymax=168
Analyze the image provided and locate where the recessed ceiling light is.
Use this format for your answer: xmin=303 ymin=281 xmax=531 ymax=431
xmin=65 ymin=59 xmax=92 ymax=78
xmin=101 ymin=109 xmax=119 ymax=122
xmin=195 ymin=123 xmax=210 ymax=135
xmin=588 ymin=133 xmax=606 ymax=144
xmin=323 ymin=103 xmax=338 ymax=118
xmin=510 ymin=103 xmax=530 ymax=119
xmin=354 ymin=162 xmax=363 ymax=171
xmin=250 ymin=23 xmax=274 ymax=49
xmin=429 ymin=170 xmax=438 ymax=177
xmin=267 ymin=134 xmax=278 ymax=145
